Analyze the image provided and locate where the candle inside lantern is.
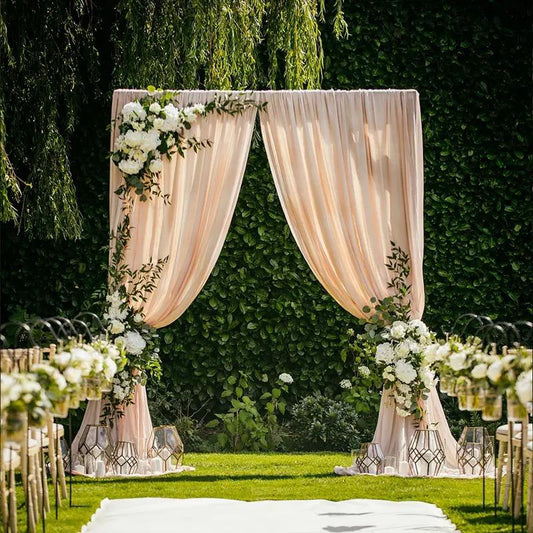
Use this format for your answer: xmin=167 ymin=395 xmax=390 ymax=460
xmin=95 ymin=460 xmax=106 ymax=478
xmin=399 ymin=461 xmax=409 ymax=476
xmin=384 ymin=466 xmax=395 ymax=475
xmin=151 ymin=457 xmax=163 ymax=475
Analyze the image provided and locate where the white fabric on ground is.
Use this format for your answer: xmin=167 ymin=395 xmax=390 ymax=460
xmin=81 ymin=497 xmax=457 ymax=533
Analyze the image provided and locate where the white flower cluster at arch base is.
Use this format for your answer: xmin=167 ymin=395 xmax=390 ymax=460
xmin=100 ymin=290 xmax=161 ymax=414
xmin=374 ymin=319 xmax=436 ymax=418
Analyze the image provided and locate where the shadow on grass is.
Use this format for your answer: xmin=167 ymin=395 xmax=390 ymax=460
xmin=73 ymin=472 xmax=337 ymax=484
xmin=449 ymin=504 xmax=520 ymax=531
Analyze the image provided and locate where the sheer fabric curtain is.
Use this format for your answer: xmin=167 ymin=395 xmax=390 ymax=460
xmin=71 ymin=90 xmax=258 ymax=464
xmin=260 ymin=90 xmax=456 ymax=468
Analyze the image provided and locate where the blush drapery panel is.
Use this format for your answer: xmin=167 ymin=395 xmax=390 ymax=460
xmin=259 ymin=90 xmax=424 ymax=319
xmin=71 ymin=90 xmax=257 ymax=464
xmin=259 ymin=90 xmax=456 ymax=471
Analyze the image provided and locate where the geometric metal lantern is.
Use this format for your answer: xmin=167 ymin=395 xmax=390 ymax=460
xmin=147 ymin=425 xmax=184 ymax=472
xmin=110 ymin=441 xmax=139 ymax=475
xmin=354 ymin=442 xmax=384 ymax=474
xmin=408 ymin=429 xmax=445 ymax=477
xmin=457 ymin=426 xmax=494 ymax=476
xmin=77 ymin=424 xmax=112 ymax=475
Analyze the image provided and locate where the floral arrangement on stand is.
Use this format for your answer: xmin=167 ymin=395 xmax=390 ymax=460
xmin=99 ymin=88 xmax=265 ymax=419
xmin=0 ymin=338 xmax=125 ymax=442
xmin=426 ymin=335 xmax=532 ymax=421
xmin=342 ymin=243 xmax=436 ymax=420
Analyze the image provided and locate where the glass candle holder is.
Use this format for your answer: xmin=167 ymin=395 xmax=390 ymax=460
xmin=507 ymin=396 xmax=528 ymax=422
xmin=465 ymin=386 xmax=485 ymax=411
xmin=354 ymin=442 xmax=384 ymax=475
xmin=77 ymin=424 xmax=112 ymax=475
xmin=52 ymin=397 xmax=70 ymax=418
xmin=85 ymin=377 xmax=103 ymax=401
xmin=457 ymin=426 xmax=494 ymax=475
xmin=147 ymin=425 xmax=184 ymax=472
xmin=456 ymin=382 xmax=469 ymax=411
xmin=482 ymin=391 xmax=502 ymax=421
xmin=4 ymin=410 xmax=27 ymax=443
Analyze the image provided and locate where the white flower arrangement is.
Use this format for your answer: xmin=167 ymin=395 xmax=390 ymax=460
xmin=112 ymin=90 xmax=264 ymax=203
xmin=374 ymin=319 xmax=435 ymax=418
xmin=0 ymin=372 xmax=51 ymax=427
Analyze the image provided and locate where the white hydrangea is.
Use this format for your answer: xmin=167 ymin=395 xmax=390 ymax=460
xmin=279 ymin=373 xmax=293 ymax=384
xmin=395 ymin=359 xmax=417 ymax=384
xmin=1 ymin=374 xmax=19 ymax=411
xmin=339 ymin=379 xmax=352 ymax=389
xmin=103 ymin=358 xmax=118 ymax=381
xmin=375 ymin=342 xmax=394 ymax=364
xmin=149 ymin=102 xmax=162 ymax=114
xmin=192 ymin=103 xmax=205 ymax=114
xmin=358 ymin=365 xmax=371 ymax=378
xmin=122 ymin=330 xmax=146 ymax=355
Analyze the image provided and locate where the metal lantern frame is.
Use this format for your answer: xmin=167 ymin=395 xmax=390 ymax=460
xmin=147 ymin=425 xmax=184 ymax=472
xmin=457 ymin=426 xmax=494 ymax=476
xmin=110 ymin=441 xmax=139 ymax=475
xmin=408 ymin=429 xmax=445 ymax=477
xmin=355 ymin=442 xmax=384 ymax=474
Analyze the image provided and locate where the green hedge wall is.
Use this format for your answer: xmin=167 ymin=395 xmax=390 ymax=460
xmin=1 ymin=1 xmax=531 ymax=421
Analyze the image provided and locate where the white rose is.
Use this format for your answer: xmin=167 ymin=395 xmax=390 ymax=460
xmin=53 ymin=351 xmax=72 ymax=368
xmin=133 ymin=314 xmax=144 ymax=324
xmin=153 ymin=118 xmax=165 ymax=130
xmin=149 ymin=102 xmax=162 ymax=114
xmin=63 ymin=367 xmax=82 ymax=384
xmin=471 ymin=363 xmax=488 ymax=380
xmin=103 ymin=359 xmax=118 ymax=380
xmin=396 ymin=341 xmax=410 ymax=358
xmin=515 ymin=371 xmax=532 ymax=407
xmin=192 ymin=103 xmax=205 ymax=114
xmin=487 ymin=360 xmax=503 ymax=383
xmin=449 ymin=352 xmax=468 ymax=371
xmin=109 ymin=320 xmax=125 ymax=335
xmin=390 ymin=323 xmax=406 ymax=340
xmin=122 ymin=101 xmax=146 ymax=122
xmin=149 ymin=158 xmax=163 ymax=173
xmin=436 ymin=344 xmax=451 ymax=359
xmin=118 ymin=158 xmax=143 ymax=175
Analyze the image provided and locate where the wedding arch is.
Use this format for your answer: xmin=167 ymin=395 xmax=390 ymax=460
xmin=72 ymin=89 xmax=457 ymax=470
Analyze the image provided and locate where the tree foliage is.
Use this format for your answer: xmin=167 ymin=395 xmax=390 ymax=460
xmin=1 ymin=1 xmax=531 ymax=424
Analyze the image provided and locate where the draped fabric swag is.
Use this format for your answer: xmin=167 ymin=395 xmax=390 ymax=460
xmin=72 ymin=89 xmax=457 ymax=468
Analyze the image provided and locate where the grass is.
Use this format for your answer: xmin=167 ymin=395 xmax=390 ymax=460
xmin=18 ymin=453 xmax=522 ymax=532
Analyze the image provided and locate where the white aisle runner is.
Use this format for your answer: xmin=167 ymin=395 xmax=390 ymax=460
xmin=81 ymin=497 xmax=458 ymax=533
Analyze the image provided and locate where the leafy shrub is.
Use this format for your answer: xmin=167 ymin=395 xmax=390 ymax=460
xmin=285 ymin=394 xmax=362 ymax=452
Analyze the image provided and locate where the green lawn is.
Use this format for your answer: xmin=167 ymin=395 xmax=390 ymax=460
xmin=20 ymin=453 xmax=521 ymax=532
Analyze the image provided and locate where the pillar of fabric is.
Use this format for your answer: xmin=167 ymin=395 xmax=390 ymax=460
xmin=259 ymin=90 xmax=456 ymax=469
xmin=71 ymin=90 xmax=258 ymax=464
